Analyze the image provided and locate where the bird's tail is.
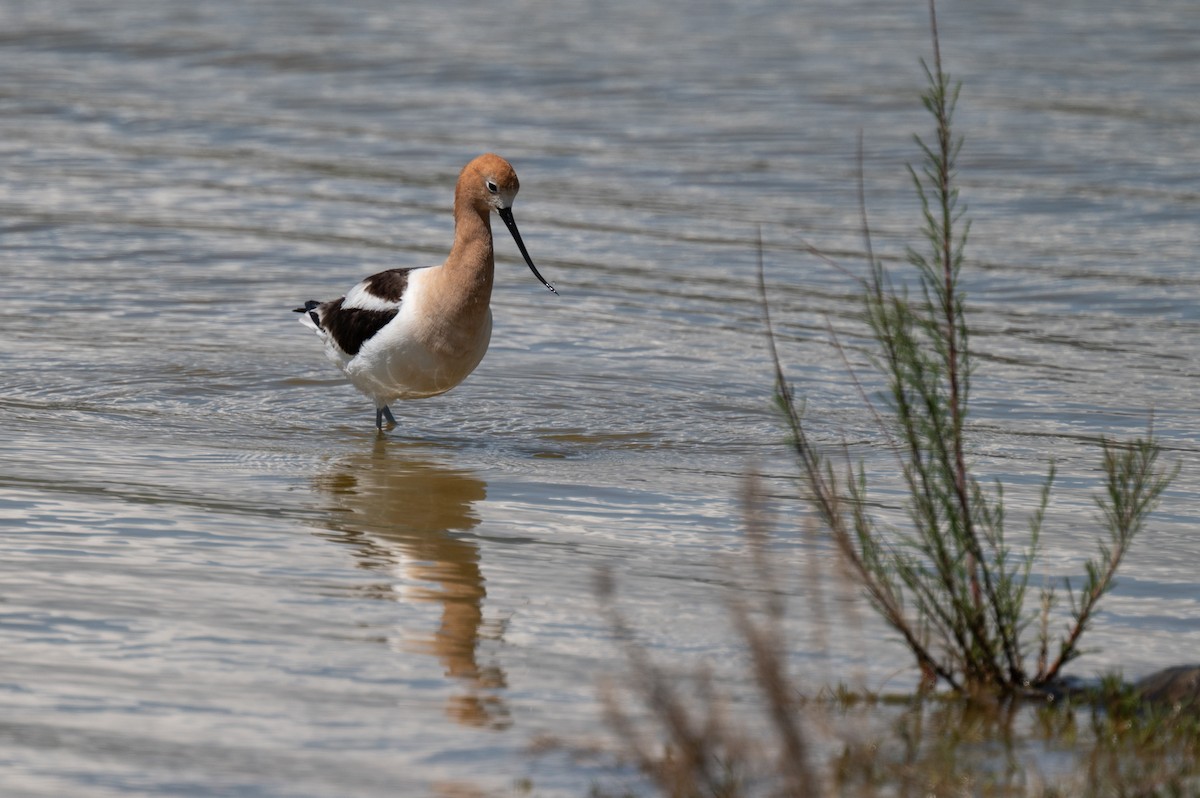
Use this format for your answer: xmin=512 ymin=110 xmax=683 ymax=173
xmin=294 ymin=300 xmax=323 ymax=331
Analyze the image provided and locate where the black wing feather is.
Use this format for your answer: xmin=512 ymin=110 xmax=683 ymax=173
xmin=318 ymin=298 xmax=398 ymax=356
xmin=296 ymin=268 xmax=410 ymax=356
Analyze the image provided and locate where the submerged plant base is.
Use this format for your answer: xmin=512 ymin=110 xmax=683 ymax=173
xmin=573 ymin=679 xmax=1200 ymax=798
xmin=825 ymin=684 xmax=1200 ymax=797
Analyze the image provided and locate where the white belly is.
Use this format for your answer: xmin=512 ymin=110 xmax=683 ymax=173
xmin=336 ymin=306 xmax=493 ymax=405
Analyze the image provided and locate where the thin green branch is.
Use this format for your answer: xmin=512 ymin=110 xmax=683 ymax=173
xmin=767 ymin=0 xmax=1174 ymax=697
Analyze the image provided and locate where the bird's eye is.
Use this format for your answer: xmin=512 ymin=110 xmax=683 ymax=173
xmin=486 ymin=180 xmax=499 ymax=194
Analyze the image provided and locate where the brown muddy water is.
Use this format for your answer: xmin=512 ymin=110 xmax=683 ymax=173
xmin=1 ymin=0 xmax=1198 ymax=795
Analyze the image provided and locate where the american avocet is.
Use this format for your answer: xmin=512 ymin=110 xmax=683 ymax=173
xmin=295 ymin=153 xmax=556 ymax=430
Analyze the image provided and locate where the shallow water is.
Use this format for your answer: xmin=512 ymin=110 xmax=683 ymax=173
xmin=2 ymin=0 xmax=1199 ymax=794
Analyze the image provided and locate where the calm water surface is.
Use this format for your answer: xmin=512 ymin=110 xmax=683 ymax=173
xmin=2 ymin=0 xmax=1199 ymax=794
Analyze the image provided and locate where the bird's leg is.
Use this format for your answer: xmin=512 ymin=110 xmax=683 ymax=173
xmin=375 ymin=405 xmax=397 ymax=430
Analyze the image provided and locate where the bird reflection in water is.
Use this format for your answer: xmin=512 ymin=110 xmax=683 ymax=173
xmin=313 ymin=438 xmax=508 ymax=729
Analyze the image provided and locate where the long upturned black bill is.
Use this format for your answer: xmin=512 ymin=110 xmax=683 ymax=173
xmin=498 ymin=207 xmax=557 ymax=294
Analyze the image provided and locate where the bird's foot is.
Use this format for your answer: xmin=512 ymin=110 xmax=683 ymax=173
xmin=375 ymin=405 xmax=397 ymax=431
